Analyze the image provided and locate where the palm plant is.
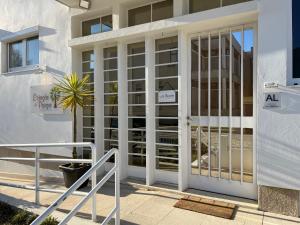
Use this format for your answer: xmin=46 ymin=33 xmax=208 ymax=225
xmin=54 ymin=73 xmax=93 ymax=160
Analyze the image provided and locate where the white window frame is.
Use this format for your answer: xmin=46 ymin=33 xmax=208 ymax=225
xmin=7 ymin=36 xmax=39 ymax=72
xmin=127 ymin=0 xmax=173 ymax=27
xmin=81 ymin=14 xmax=113 ymax=37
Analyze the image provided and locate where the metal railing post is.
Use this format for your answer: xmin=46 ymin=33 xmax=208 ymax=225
xmin=35 ymin=147 xmax=40 ymax=205
xmin=115 ymin=150 xmax=120 ymax=225
xmin=91 ymin=144 xmax=97 ymax=222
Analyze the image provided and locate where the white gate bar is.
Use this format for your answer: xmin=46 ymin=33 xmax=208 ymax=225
xmin=229 ymin=29 xmax=233 ymax=181
xmin=208 ymin=33 xmax=211 ymax=177
xmin=240 ymin=27 xmax=245 ymax=183
xmin=218 ymin=32 xmax=222 ymax=179
xmin=35 ymin=147 xmax=40 ymax=204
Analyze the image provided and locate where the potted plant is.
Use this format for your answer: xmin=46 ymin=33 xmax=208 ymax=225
xmin=53 ymin=73 xmax=93 ymax=188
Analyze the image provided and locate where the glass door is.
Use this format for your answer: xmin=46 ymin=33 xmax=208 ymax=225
xmin=189 ymin=25 xmax=256 ymax=198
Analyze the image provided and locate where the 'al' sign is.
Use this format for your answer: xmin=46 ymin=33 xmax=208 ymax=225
xmin=264 ymin=92 xmax=281 ymax=108
xmin=31 ymin=85 xmax=63 ymax=115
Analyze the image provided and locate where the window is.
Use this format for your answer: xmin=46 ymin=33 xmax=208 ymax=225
xmin=189 ymin=0 xmax=252 ymax=13
xmin=82 ymin=15 xmax=112 ymax=36
xmin=8 ymin=36 xmax=39 ymax=69
xmin=293 ymin=0 xmax=300 ymax=78
xmin=128 ymin=0 xmax=173 ymax=27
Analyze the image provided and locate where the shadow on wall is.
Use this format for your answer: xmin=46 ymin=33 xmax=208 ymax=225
xmin=0 ymin=29 xmax=12 ymax=38
xmin=257 ymin=131 xmax=300 ymax=189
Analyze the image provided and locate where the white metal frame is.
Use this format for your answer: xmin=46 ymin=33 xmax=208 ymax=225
xmin=187 ymin=23 xmax=257 ymax=199
xmin=0 ymin=143 xmax=120 ymax=225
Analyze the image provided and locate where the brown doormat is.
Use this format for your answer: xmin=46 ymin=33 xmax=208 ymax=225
xmin=174 ymin=195 xmax=237 ymax=219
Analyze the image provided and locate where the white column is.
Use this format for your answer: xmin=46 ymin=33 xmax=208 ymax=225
xmin=118 ymin=42 xmax=128 ymax=180
xmin=112 ymin=2 xmax=120 ymax=30
xmin=173 ymin=0 xmax=188 ymax=17
xmin=94 ymin=46 xmax=105 ymax=175
xmin=145 ymin=36 xmax=156 ymax=186
xmin=178 ymin=30 xmax=189 ymax=191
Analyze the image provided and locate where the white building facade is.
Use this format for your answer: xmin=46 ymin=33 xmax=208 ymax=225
xmin=0 ymin=0 xmax=300 ymax=217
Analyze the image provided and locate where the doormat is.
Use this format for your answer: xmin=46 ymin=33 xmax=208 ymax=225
xmin=174 ymin=195 xmax=237 ymax=219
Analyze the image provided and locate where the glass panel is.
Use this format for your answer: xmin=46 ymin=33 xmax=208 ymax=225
xmin=156 ymin=131 xmax=178 ymax=145
xmin=83 ymin=127 xmax=94 ymax=139
xmin=210 ymin=127 xmax=219 ymax=177
xmin=104 ymin=128 xmax=118 ymax=140
xmin=128 ymin=118 xmax=146 ymax=129
xmin=82 ymin=51 xmax=94 ymax=61
xmin=191 ymin=39 xmax=199 ymax=116
xmin=222 ymin=0 xmax=251 ymax=6
xmin=104 ymin=117 xmax=118 ymax=128
xmin=83 ymin=73 xmax=94 ymax=82
xmin=220 ymin=127 xmax=230 ymax=179
xmin=128 ymin=5 xmax=151 ymax=27
xmin=83 ymin=62 xmax=94 ymax=72
xmin=128 ymin=106 xmax=146 ymax=117
xmin=156 ymin=145 xmax=178 ymax=158
xmin=129 ymin=143 xmax=146 ymax=155
xmin=9 ymin=41 xmax=23 ymax=68
xmin=232 ymin=31 xmax=242 ymax=116
xmin=104 ymin=140 xmax=118 ymax=151
xmin=82 ymin=18 xmax=100 ymax=36
xmin=128 ymin=55 xmax=145 ymax=67
xmin=156 ymin=105 xmax=178 ymax=117
xmin=293 ymin=0 xmax=300 ymax=78
xmin=104 ymin=58 xmax=117 ymax=70
xmin=244 ymin=29 xmax=254 ymax=116
xmin=189 ymin=0 xmax=220 ymax=13
xmin=156 ymin=157 xmax=178 ymax=171
xmin=104 ymin=47 xmax=117 ymax=58
xmin=152 ymin=0 xmax=173 ymax=21
xmin=128 ymin=155 xmax=146 ymax=167
xmin=128 ymin=42 xmax=145 ymax=55
xmin=155 ymin=50 xmax=178 ymax=64
xmin=156 ymin=119 xmax=178 ymax=131
xmin=104 ymin=94 xmax=118 ymax=104
xmin=83 ymin=117 xmax=94 ymax=127
xmin=104 ymin=71 xmax=118 ymax=81
xmin=26 ymin=36 xmax=39 ymax=65
xmin=221 ymin=33 xmax=230 ymax=116
xmin=128 ymin=93 xmax=145 ymax=104
xmin=211 ymin=35 xmax=219 ymax=116
xmin=128 ymin=130 xmax=146 ymax=142
xmin=155 ymin=64 xmax=178 ymax=78
xmin=128 ymin=80 xmax=145 ymax=92
xmin=83 ymin=106 xmax=94 ymax=116
xmin=201 ymin=37 xmax=209 ymax=116
xmin=104 ymin=82 xmax=118 ymax=93
xmin=155 ymin=78 xmax=178 ymax=91
xmin=232 ymin=128 xmax=241 ymax=181
xmin=243 ymin=128 xmax=253 ymax=183
xmin=191 ymin=126 xmax=200 ymax=175
xmin=128 ymin=68 xmax=145 ymax=80
xmin=200 ymin=126 xmax=209 ymax=176
xmin=104 ymin=106 xmax=118 ymax=116
xmin=101 ymin=15 xmax=112 ymax=32
xmin=156 ymin=36 xmax=178 ymax=51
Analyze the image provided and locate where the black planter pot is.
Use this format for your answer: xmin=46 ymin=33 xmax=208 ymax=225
xmin=59 ymin=163 xmax=91 ymax=189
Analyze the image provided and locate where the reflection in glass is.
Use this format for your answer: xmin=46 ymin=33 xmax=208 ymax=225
xmin=101 ymin=15 xmax=112 ymax=32
xmin=128 ymin=68 xmax=145 ymax=80
xmin=26 ymin=36 xmax=39 ymax=65
xmin=128 ymin=80 xmax=145 ymax=92
xmin=128 ymin=93 xmax=145 ymax=104
xmin=200 ymin=127 xmax=209 ymax=176
xmin=232 ymin=31 xmax=242 ymax=116
xmin=156 ymin=132 xmax=178 ymax=145
xmin=221 ymin=33 xmax=230 ymax=116
xmin=222 ymin=0 xmax=251 ymax=6
xmin=128 ymin=118 xmax=146 ymax=129
xmin=82 ymin=18 xmax=100 ymax=36
xmin=128 ymin=106 xmax=146 ymax=117
xmin=129 ymin=155 xmax=146 ymax=167
xmin=210 ymin=127 xmax=219 ymax=177
xmin=104 ymin=71 xmax=118 ymax=81
xmin=156 ymin=64 xmax=178 ymax=78
xmin=243 ymin=128 xmax=253 ymax=183
xmin=211 ymin=35 xmax=219 ymax=116
xmin=104 ymin=129 xmax=118 ymax=140
xmin=189 ymin=0 xmax=220 ymax=13
xmin=9 ymin=41 xmax=23 ymax=68
xmin=232 ymin=128 xmax=241 ymax=181
xmin=191 ymin=126 xmax=199 ymax=175
xmin=243 ymin=29 xmax=254 ymax=116
xmin=191 ymin=39 xmax=199 ymax=116
xmin=220 ymin=128 xmax=230 ymax=179
xmin=201 ymin=37 xmax=208 ymax=116
xmin=152 ymin=0 xmax=173 ymax=22
xmin=128 ymin=5 xmax=151 ymax=27
xmin=128 ymin=130 xmax=146 ymax=142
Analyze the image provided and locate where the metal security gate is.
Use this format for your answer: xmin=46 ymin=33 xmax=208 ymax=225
xmin=188 ymin=25 xmax=257 ymax=199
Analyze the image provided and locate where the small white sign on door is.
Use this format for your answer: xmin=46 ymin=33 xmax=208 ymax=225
xmin=158 ymin=90 xmax=176 ymax=103
xmin=264 ymin=92 xmax=281 ymax=108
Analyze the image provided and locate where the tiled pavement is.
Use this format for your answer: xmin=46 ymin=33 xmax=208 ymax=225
xmin=0 ymin=177 xmax=299 ymax=225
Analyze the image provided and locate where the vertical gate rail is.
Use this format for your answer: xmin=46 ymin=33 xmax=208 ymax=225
xmin=0 ymin=143 xmax=120 ymax=225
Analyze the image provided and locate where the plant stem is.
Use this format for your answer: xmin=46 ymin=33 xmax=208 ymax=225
xmin=73 ymin=105 xmax=77 ymax=160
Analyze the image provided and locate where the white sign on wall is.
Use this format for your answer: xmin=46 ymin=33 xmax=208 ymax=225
xmin=158 ymin=90 xmax=176 ymax=103
xmin=264 ymin=92 xmax=281 ymax=108
xmin=31 ymin=85 xmax=63 ymax=114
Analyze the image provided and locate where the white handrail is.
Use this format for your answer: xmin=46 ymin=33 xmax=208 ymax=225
xmin=0 ymin=143 xmax=120 ymax=225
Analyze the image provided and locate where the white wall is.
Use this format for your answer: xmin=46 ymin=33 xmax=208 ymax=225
xmin=0 ymin=0 xmax=73 ymax=157
xmin=257 ymin=0 xmax=300 ymax=191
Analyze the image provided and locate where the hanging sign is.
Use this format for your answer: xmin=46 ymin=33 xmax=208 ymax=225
xmin=31 ymin=85 xmax=63 ymax=114
xmin=264 ymin=92 xmax=281 ymax=108
xmin=158 ymin=90 xmax=176 ymax=103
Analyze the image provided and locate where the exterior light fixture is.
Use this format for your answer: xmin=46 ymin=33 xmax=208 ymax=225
xmin=79 ymin=0 xmax=90 ymax=9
